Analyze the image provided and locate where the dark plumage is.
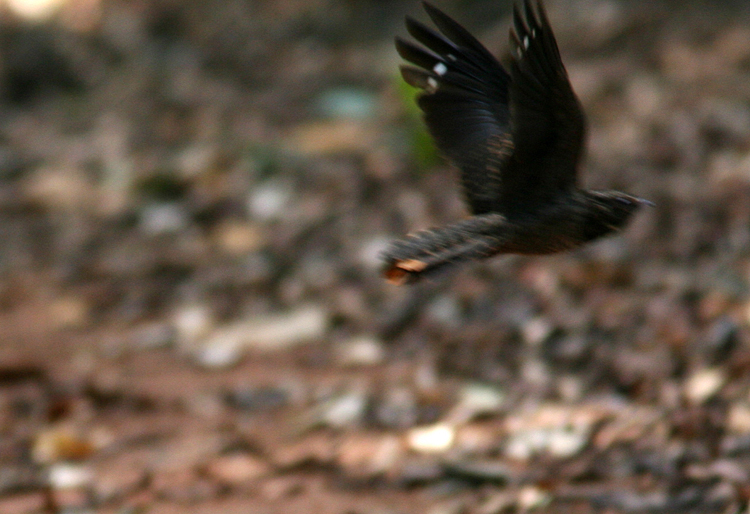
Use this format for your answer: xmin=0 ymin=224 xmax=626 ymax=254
xmin=383 ymin=0 xmax=651 ymax=285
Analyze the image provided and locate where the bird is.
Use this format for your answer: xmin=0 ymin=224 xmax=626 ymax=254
xmin=382 ymin=0 xmax=651 ymax=285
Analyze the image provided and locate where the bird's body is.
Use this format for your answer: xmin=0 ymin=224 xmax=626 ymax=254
xmin=383 ymin=0 xmax=650 ymax=285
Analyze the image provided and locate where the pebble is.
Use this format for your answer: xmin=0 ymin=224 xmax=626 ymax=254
xmin=48 ymin=463 xmax=93 ymax=490
xmin=139 ymin=202 xmax=189 ymax=235
xmin=504 ymin=405 xmax=593 ymax=460
xmin=505 ymin=429 xmax=548 ymax=461
xmin=335 ymin=335 xmax=385 ymax=366
xmin=521 ymin=316 xmax=554 ymax=346
xmin=447 ymin=383 xmax=506 ymax=423
xmin=173 ymin=304 xmax=214 ymax=348
xmin=213 ymin=221 xmax=264 ymax=255
xmin=175 ymin=144 xmax=217 ymax=178
xmin=546 ymin=426 xmax=589 ymax=458
xmin=247 ymin=181 xmax=292 ymax=221
xmin=517 ymin=486 xmax=551 ymax=510
xmin=6 ymin=0 xmax=64 ymax=20
xmin=458 ymin=383 xmax=506 ymax=417
xmin=195 ymin=340 xmax=243 ymax=369
xmin=368 ymin=436 xmax=403 ymax=475
xmin=50 ymin=295 xmax=90 ymax=329
xmin=317 ymin=87 xmax=377 ymax=120
xmin=407 ymin=423 xmax=455 ymax=454
xmin=220 ymin=305 xmax=325 ymax=350
xmin=205 ymin=454 xmax=271 ymax=485
xmin=728 ymin=403 xmax=750 ymax=434
xmin=319 ymin=390 xmax=368 ymax=428
xmin=23 ymin=165 xmax=92 ymax=211
xmin=195 ymin=305 xmax=328 ymax=368
xmin=684 ymin=367 xmax=726 ymax=404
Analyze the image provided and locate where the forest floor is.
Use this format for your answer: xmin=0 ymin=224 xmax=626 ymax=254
xmin=3 ymin=0 xmax=750 ymax=512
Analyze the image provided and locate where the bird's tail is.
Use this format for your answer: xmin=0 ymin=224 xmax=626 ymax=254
xmin=382 ymin=214 xmax=510 ymax=284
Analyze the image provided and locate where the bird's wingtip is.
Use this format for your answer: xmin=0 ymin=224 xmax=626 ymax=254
xmin=421 ymin=1 xmax=436 ymax=14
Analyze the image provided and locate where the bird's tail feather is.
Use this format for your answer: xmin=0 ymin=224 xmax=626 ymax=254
xmin=382 ymin=214 xmax=509 ymax=284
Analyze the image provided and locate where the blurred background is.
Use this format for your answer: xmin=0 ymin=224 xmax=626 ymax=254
xmin=2 ymin=0 xmax=750 ymax=512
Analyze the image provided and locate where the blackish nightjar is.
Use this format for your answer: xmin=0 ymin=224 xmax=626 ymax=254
xmin=382 ymin=0 xmax=651 ymax=285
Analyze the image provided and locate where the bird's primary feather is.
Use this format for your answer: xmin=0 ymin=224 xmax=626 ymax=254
xmin=398 ymin=8 xmax=510 ymax=215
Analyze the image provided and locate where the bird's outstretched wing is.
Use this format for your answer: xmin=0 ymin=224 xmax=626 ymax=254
xmin=397 ymin=1 xmax=586 ymax=215
xmin=506 ymin=0 xmax=585 ymax=209
xmin=397 ymin=2 xmax=511 ymax=215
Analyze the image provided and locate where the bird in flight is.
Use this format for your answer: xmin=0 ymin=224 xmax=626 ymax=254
xmin=383 ymin=0 xmax=651 ymax=285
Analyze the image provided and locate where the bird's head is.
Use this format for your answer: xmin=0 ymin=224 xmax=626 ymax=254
xmin=581 ymin=191 xmax=653 ymax=242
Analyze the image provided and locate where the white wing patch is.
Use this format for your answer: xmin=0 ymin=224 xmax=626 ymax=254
xmin=433 ymin=62 xmax=448 ymax=76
